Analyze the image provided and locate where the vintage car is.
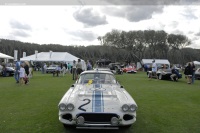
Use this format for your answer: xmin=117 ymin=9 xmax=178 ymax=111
xmin=195 ymin=68 xmax=200 ymax=80
xmin=93 ymin=67 xmax=112 ymax=72
xmin=0 ymin=66 xmax=15 ymax=77
xmin=58 ymin=70 xmax=137 ymax=129
xmin=46 ymin=65 xmax=58 ymax=73
xmin=147 ymin=68 xmax=182 ymax=80
xmin=108 ymin=63 xmax=123 ymax=74
xmin=122 ymin=66 xmax=137 ymax=73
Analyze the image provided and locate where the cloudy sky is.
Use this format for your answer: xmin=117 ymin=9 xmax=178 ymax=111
xmin=0 ymin=0 xmax=200 ymax=48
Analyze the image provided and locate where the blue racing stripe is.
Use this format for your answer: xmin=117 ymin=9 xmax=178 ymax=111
xmin=95 ymin=84 xmax=100 ymax=88
xmin=102 ymin=90 xmax=104 ymax=112
xmin=92 ymin=84 xmax=104 ymax=112
xmin=92 ymin=90 xmax=95 ymax=112
xmin=94 ymin=90 xmax=102 ymax=112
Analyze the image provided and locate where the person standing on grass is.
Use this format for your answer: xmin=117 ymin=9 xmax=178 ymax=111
xmin=62 ymin=63 xmax=66 ymax=77
xmin=43 ymin=63 xmax=47 ymax=74
xmin=14 ymin=60 xmax=20 ymax=83
xmin=67 ymin=63 xmax=71 ymax=74
xmin=24 ymin=61 xmax=30 ymax=84
xmin=184 ymin=62 xmax=193 ymax=84
xmin=72 ymin=60 xmax=77 ymax=80
xmin=53 ymin=65 xmax=61 ymax=77
xmin=19 ymin=64 xmax=25 ymax=85
xmin=76 ymin=59 xmax=83 ymax=79
xmin=191 ymin=62 xmax=195 ymax=84
xmin=24 ymin=61 xmax=30 ymax=76
xmin=150 ymin=60 xmax=158 ymax=80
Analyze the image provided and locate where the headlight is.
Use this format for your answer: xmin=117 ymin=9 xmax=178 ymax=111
xmin=111 ymin=117 xmax=119 ymax=125
xmin=122 ymin=104 xmax=129 ymax=112
xmin=59 ymin=103 xmax=67 ymax=111
xmin=77 ymin=116 xmax=85 ymax=125
xmin=66 ymin=103 xmax=74 ymax=111
xmin=129 ymin=104 xmax=137 ymax=112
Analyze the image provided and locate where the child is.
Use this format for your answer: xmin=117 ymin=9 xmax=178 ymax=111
xmin=19 ymin=64 xmax=25 ymax=85
xmin=24 ymin=74 xmax=29 ymax=84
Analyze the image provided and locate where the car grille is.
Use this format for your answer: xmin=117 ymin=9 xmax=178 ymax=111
xmin=77 ymin=113 xmax=119 ymax=124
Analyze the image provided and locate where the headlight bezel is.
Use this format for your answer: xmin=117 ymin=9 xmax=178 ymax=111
xmin=122 ymin=104 xmax=137 ymax=112
xmin=59 ymin=103 xmax=75 ymax=111
xmin=66 ymin=103 xmax=75 ymax=111
xmin=59 ymin=103 xmax=67 ymax=111
xmin=129 ymin=104 xmax=137 ymax=112
xmin=122 ymin=104 xmax=129 ymax=112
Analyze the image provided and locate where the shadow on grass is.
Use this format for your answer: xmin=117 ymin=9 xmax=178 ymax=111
xmin=62 ymin=125 xmax=133 ymax=133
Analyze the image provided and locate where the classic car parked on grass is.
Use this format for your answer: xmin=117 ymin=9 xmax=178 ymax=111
xmin=0 ymin=66 xmax=15 ymax=77
xmin=122 ymin=66 xmax=137 ymax=73
xmin=147 ymin=68 xmax=182 ymax=80
xmin=58 ymin=70 xmax=137 ymax=129
xmin=93 ymin=67 xmax=112 ymax=72
xmin=195 ymin=68 xmax=200 ymax=80
xmin=46 ymin=65 xmax=58 ymax=73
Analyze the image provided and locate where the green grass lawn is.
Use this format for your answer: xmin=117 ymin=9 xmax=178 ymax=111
xmin=0 ymin=71 xmax=200 ymax=133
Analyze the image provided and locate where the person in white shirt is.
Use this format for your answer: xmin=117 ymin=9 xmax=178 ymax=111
xmin=61 ymin=63 xmax=66 ymax=77
xmin=43 ymin=63 xmax=47 ymax=74
xmin=19 ymin=64 xmax=25 ymax=85
xmin=150 ymin=60 xmax=158 ymax=80
xmin=76 ymin=59 xmax=83 ymax=80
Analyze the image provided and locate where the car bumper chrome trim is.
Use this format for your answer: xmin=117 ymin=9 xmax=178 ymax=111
xmin=76 ymin=126 xmax=119 ymax=130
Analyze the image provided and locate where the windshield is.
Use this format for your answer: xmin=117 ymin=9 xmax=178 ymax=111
xmin=78 ymin=73 xmax=116 ymax=84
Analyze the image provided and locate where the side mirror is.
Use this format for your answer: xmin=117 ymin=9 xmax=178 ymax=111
xmin=71 ymin=84 xmax=75 ymax=87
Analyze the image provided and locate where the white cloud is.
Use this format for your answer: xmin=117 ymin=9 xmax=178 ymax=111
xmin=0 ymin=5 xmax=200 ymax=48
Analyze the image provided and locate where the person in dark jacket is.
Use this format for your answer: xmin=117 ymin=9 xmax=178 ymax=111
xmin=170 ymin=66 xmax=178 ymax=81
xmin=184 ymin=62 xmax=193 ymax=84
xmin=191 ymin=62 xmax=195 ymax=84
xmin=24 ymin=61 xmax=30 ymax=84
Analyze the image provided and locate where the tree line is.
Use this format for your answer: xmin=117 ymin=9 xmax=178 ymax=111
xmin=0 ymin=29 xmax=200 ymax=65
xmin=98 ymin=29 xmax=200 ymax=65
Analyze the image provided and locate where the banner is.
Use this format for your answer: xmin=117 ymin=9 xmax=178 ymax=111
xmin=35 ymin=50 xmax=38 ymax=59
xmin=49 ymin=50 xmax=52 ymax=58
xmin=14 ymin=50 xmax=18 ymax=61
xmin=23 ymin=52 xmax=26 ymax=57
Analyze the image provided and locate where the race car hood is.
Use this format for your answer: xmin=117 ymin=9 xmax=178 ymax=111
xmin=78 ymin=84 xmax=119 ymax=100
xmin=62 ymin=84 xmax=135 ymax=113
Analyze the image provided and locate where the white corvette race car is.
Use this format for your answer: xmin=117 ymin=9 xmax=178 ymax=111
xmin=58 ymin=70 xmax=137 ymax=129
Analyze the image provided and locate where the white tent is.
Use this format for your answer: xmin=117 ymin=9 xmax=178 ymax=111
xmin=142 ymin=59 xmax=170 ymax=66
xmin=193 ymin=61 xmax=200 ymax=68
xmin=193 ymin=61 xmax=200 ymax=65
xmin=20 ymin=52 xmax=86 ymax=70
xmin=0 ymin=52 xmax=14 ymax=59
xmin=20 ymin=52 xmax=81 ymax=62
